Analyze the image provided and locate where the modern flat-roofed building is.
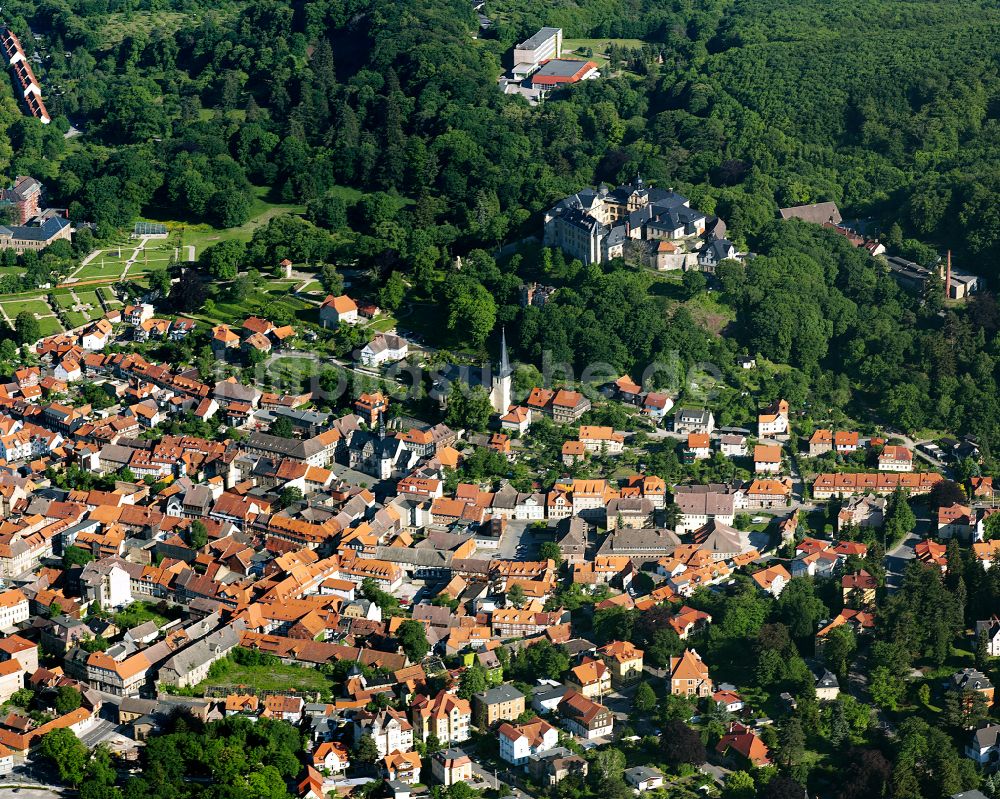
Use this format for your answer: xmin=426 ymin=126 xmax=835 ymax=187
xmin=513 ymin=27 xmax=562 ymax=77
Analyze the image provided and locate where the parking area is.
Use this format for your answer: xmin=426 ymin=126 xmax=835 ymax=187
xmin=0 ymin=789 xmax=63 ymax=799
xmin=496 ymin=520 xmax=544 ymax=560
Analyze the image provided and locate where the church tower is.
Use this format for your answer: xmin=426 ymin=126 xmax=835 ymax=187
xmin=490 ymin=328 xmax=513 ymax=415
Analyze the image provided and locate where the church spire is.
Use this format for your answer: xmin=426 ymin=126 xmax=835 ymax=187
xmin=490 ymin=328 xmax=513 ymax=415
xmin=499 ymin=326 xmax=512 ymax=378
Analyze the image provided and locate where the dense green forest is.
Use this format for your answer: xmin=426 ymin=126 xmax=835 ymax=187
xmin=0 ymin=0 xmax=991 ymax=435
xmin=3 ymin=0 xmax=999 ymax=266
xmin=0 ymin=0 xmax=995 ymax=465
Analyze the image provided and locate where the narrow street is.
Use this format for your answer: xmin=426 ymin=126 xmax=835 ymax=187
xmin=884 ymin=511 xmax=931 ymax=591
xmin=461 ymin=748 xmax=531 ymax=799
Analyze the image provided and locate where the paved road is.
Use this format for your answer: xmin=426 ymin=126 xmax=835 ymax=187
xmin=461 ymin=749 xmax=530 ymax=799
xmin=6 ymin=755 xmax=63 ymax=793
xmin=847 ymin=650 xmax=897 ymax=738
xmin=78 ymin=718 xmax=118 ymax=748
xmin=885 ymin=530 xmax=920 ymax=591
xmin=787 ymin=449 xmax=807 ymax=505
xmin=884 ymin=513 xmax=931 ymax=591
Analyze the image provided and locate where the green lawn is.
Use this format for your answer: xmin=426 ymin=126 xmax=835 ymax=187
xmin=0 ymin=288 xmax=53 ymax=303
xmin=324 ymin=184 xmax=366 ymax=203
xmin=684 ymin=290 xmax=738 ymax=335
xmin=98 ymin=10 xmax=196 ymax=47
xmin=365 ymin=315 xmax=398 ymax=334
xmin=75 ymin=259 xmax=130 ymax=282
xmin=1 ymin=299 xmax=53 ymax=317
xmin=66 ymin=290 xmax=107 ymax=322
xmin=266 ymin=355 xmax=324 ymax=391
xmin=64 ymin=311 xmax=90 ymax=329
xmin=195 ymin=281 xmax=317 ymax=328
xmin=198 ymin=660 xmax=333 ymax=696
xmin=128 ymin=258 xmax=172 ymax=277
xmin=51 ymin=292 xmax=77 ymax=310
xmin=142 ymin=184 xmax=401 ymax=263
xmin=113 ymin=601 xmax=172 ymax=630
xmin=150 ymin=186 xmax=309 ymax=258
xmin=36 ymin=317 xmax=64 ymax=336
xmin=98 ymin=288 xmax=122 ymax=308
xmin=562 ymin=38 xmax=647 ymax=69
xmin=75 ymin=289 xmax=104 ymax=308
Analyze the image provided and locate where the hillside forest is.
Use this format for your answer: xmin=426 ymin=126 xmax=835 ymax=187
xmin=0 ymin=0 xmax=998 ymax=467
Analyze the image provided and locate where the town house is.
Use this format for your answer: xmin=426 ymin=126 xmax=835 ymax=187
xmin=410 ymin=690 xmax=471 ymax=744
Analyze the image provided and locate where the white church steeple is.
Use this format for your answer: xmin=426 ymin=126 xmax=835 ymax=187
xmin=490 ymin=327 xmax=512 ymax=414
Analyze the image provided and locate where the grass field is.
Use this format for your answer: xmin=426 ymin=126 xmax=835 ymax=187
xmin=64 ymin=312 xmax=89 ymax=328
xmin=267 ymin=355 xmax=325 ymax=391
xmin=199 ymin=660 xmax=333 ymax=695
xmin=147 ymin=186 xmax=309 ymax=258
xmin=67 ymin=237 xmax=176 ymax=285
xmin=75 ymin=289 xmax=104 ymax=308
xmin=113 ymin=601 xmax=174 ymax=630
xmin=98 ymin=287 xmax=122 ymax=308
xmin=366 ymin=316 xmax=398 ymax=334
xmin=74 ymin=258 xmax=131 ymax=282
xmin=36 ymin=317 xmax=64 ymax=336
xmin=0 ymin=289 xmax=55 ymax=306
xmin=128 ymin=259 xmax=171 ymax=277
xmin=48 ymin=288 xmax=106 ymax=325
xmin=96 ymin=7 xmax=240 ymax=48
xmin=50 ymin=292 xmax=76 ymax=310
xmin=562 ymin=37 xmax=648 ymax=69
xmin=1 ymin=298 xmax=53 ymax=317
xmin=138 ymin=183 xmax=381 ymax=262
xmin=195 ymin=280 xmax=317 ymax=328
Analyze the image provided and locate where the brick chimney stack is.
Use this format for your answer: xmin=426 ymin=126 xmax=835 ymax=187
xmin=946 ymin=250 xmax=952 ymax=299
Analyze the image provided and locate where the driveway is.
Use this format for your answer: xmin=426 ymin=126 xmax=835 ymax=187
xmin=700 ymin=763 xmax=730 ymax=785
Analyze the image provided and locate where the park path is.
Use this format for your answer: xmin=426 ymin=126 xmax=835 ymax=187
xmin=119 ymin=237 xmax=150 ymax=280
xmin=67 ymin=288 xmax=98 ymax=318
xmin=67 ymin=248 xmax=101 ymax=280
xmin=67 ymin=237 xmax=149 ymax=282
xmin=68 ymin=245 xmax=122 ymax=281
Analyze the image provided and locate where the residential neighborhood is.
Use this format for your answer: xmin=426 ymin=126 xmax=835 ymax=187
xmin=0 ymin=274 xmax=990 ymax=799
